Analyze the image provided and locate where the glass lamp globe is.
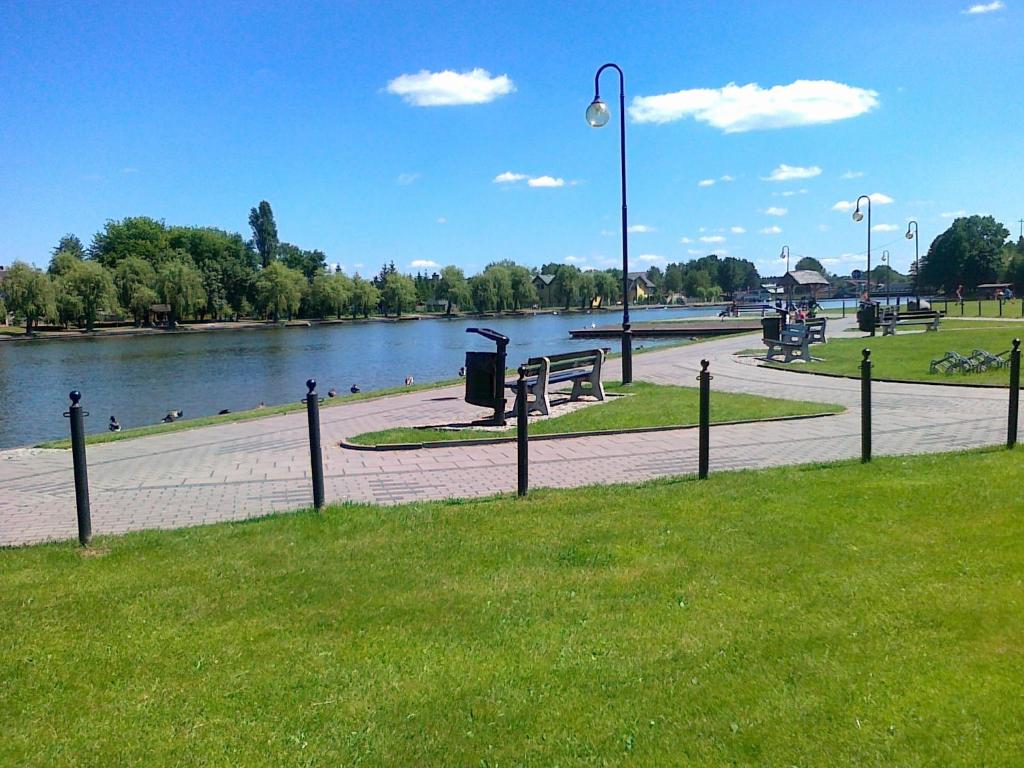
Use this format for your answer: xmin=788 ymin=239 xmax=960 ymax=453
xmin=586 ymin=100 xmax=611 ymax=127
xmin=906 ymin=230 xmax=914 ymax=240
xmin=852 ymin=210 xmax=864 ymax=222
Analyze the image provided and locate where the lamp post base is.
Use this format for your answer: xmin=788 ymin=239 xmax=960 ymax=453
xmin=621 ymin=327 xmax=633 ymax=385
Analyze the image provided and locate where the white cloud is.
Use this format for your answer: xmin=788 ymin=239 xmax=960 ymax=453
xmin=719 ymin=174 xmax=736 ymax=182
xmin=637 ymin=253 xmax=665 ymax=263
xmin=698 ymin=178 xmax=716 ymax=187
xmin=764 ymin=206 xmax=788 ymax=216
xmin=386 ymin=68 xmax=515 ymax=107
xmin=564 ymin=255 xmax=586 ymax=263
xmin=687 ymin=249 xmax=703 ymax=255
xmin=628 ymin=224 xmax=655 ymax=233
xmin=493 ymin=171 xmax=527 ymax=183
xmin=760 ymin=226 xmax=783 ymax=235
xmin=832 ymin=192 xmax=895 ymax=211
xmin=819 ymin=258 xmax=840 ymax=266
xmin=436 ymin=217 xmax=447 ymax=225
xmin=600 ymin=229 xmax=616 ymax=237
xmin=397 ymin=172 xmax=420 ymax=185
xmin=699 ymin=235 xmax=726 ymax=243
xmin=410 ymin=259 xmax=440 ymax=269
xmin=121 ymin=166 xmax=139 ymax=175
xmin=680 ymin=236 xmax=693 ymax=244
xmin=963 ymin=1 xmax=1004 ymax=13
xmin=762 ymin=164 xmax=822 ymax=182
xmin=629 ymin=79 xmax=879 ymax=132
xmin=528 ymin=175 xmax=565 ymax=188
xmin=872 ymin=223 xmax=899 ymax=232
xmin=776 ymin=188 xmax=809 ymax=197
xmin=730 ymin=226 xmax=746 ymax=234
xmin=941 ymin=209 xmax=968 ymax=218
xmin=818 ymin=224 xmax=830 ymax=232
xmin=840 ymin=170 xmax=864 ymax=179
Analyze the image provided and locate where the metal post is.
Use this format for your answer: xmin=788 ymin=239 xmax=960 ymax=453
xmin=698 ymin=359 xmax=711 ymax=479
xmin=978 ymin=299 xmax=982 ymax=317
xmin=861 ymin=349 xmax=872 ymax=463
xmin=842 ymin=299 xmax=846 ymax=318
xmin=1009 ymin=339 xmax=1021 ymax=449
xmin=516 ymin=367 xmax=529 ymax=496
xmin=305 ymin=379 xmax=325 ymax=510
xmin=999 ymin=298 xmax=1004 ymax=317
xmin=64 ymin=390 xmax=92 ymax=546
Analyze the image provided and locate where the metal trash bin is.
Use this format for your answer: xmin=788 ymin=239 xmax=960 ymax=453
xmin=761 ymin=315 xmax=781 ymax=341
xmin=465 ymin=327 xmax=509 ymax=425
xmin=857 ymin=302 xmax=877 ymax=333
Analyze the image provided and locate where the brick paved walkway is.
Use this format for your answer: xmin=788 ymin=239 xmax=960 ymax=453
xmin=1 ymin=319 xmax=1013 ymax=546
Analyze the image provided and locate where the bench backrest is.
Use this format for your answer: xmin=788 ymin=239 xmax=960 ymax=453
xmin=523 ymin=348 xmax=606 ymax=375
xmin=893 ymin=310 xmax=941 ymax=320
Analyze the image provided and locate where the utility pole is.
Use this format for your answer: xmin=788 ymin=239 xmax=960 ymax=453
xmin=1018 ymin=218 xmax=1023 ymax=239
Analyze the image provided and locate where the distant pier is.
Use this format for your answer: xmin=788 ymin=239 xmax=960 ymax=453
xmin=569 ymin=320 xmax=762 ymax=339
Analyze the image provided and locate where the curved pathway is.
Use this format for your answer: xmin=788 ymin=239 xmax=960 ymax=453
xmin=1 ymin=318 xmax=1013 ymax=546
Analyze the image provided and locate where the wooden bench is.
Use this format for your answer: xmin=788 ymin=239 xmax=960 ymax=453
xmin=762 ymin=326 xmax=811 ymax=363
xmin=880 ymin=309 xmax=944 ymax=336
xmin=507 ymin=348 xmax=606 ymax=416
xmin=787 ymin=317 xmax=827 ymax=344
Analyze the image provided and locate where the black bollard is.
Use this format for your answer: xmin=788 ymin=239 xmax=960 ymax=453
xmin=516 ymin=367 xmax=529 ymax=497
xmin=698 ymin=359 xmax=711 ymax=479
xmin=842 ymin=299 xmax=846 ymax=318
xmin=64 ymin=390 xmax=92 ymax=546
xmin=1008 ymin=339 xmax=1021 ymax=449
xmin=305 ymin=379 xmax=325 ymax=510
xmin=861 ymin=349 xmax=872 ymax=463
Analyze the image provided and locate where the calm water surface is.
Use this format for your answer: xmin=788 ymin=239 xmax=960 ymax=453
xmin=0 ymin=305 xmax=757 ymax=449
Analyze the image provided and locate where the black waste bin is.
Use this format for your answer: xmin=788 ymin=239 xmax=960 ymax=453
xmin=857 ymin=302 xmax=877 ymax=333
xmin=465 ymin=328 xmax=509 ymax=425
xmin=761 ymin=315 xmax=781 ymax=341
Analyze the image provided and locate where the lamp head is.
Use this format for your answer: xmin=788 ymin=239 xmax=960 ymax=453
xmin=905 ymin=227 xmax=914 ymax=240
xmin=586 ymin=99 xmax=610 ymax=128
xmin=852 ymin=209 xmax=864 ymax=223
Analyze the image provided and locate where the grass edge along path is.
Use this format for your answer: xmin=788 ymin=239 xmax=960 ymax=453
xmin=348 ymin=381 xmax=842 ymax=446
xmin=30 ymin=338 xmax=702 ymax=450
xmin=2 ymin=447 xmax=1022 ymax=765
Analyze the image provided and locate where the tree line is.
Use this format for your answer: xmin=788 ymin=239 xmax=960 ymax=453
xmin=0 ymin=201 xmax=769 ymax=333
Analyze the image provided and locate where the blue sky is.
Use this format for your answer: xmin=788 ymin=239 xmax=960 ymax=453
xmin=2 ymin=1 xmax=1021 ymax=279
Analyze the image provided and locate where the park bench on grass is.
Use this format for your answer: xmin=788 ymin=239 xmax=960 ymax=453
xmin=763 ymin=325 xmax=811 ymax=364
xmin=880 ymin=308 xmax=944 ymax=336
xmin=787 ymin=316 xmax=827 ymax=343
xmin=507 ymin=348 xmax=606 ymax=416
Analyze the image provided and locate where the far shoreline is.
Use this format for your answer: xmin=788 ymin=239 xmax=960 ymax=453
xmin=0 ymin=302 xmax=727 ymax=344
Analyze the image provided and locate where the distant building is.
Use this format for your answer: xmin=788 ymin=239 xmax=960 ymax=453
xmin=626 ymin=272 xmax=656 ymax=303
xmin=778 ymin=270 xmax=830 ymax=301
xmin=532 ymin=273 xmax=557 ymax=306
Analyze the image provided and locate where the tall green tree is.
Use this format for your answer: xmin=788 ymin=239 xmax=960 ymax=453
xmin=553 ymin=265 xmax=581 ymax=309
xmin=52 ymin=234 xmax=85 ymax=259
xmin=90 ymin=216 xmax=172 ymax=268
xmin=469 ymin=273 xmax=498 ymax=312
xmin=381 ymin=272 xmax=417 ymax=317
xmin=114 ymin=257 xmax=158 ymax=325
xmin=157 ymin=260 xmax=207 ymax=328
xmin=48 ymin=248 xmax=84 ymax=277
xmin=437 ymin=266 xmax=471 ymax=315
xmin=348 ymin=275 xmax=380 ymax=319
xmin=278 ymin=242 xmax=327 ymax=282
xmin=794 ymin=256 xmax=826 ymax=274
xmin=63 ymin=260 xmax=117 ymax=330
xmin=255 ymin=261 xmax=305 ymax=321
xmin=308 ymin=271 xmax=351 ymax=318
xmin=248 ymin=201 xmax=279 ymax=268
xmin=921 ymin=215 xmax=1009 ymax=293
xmin=2 ymin=261 xmax=55 ymax=333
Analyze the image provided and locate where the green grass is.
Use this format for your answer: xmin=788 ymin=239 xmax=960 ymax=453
xmin=35 ymin=378 xmax=461 ymax=449
xmin=768 ymin=324 xmax=1023 ymax=385
xmin=0 ymin=325 xmax=26 ymax=336
xmin=3 ymin=448 xmax=1024 ymax=765
xmin=932 ymin=298 xmax=1024 ymax=319
xmin=348 ymin=381 xmax=841 ymax=445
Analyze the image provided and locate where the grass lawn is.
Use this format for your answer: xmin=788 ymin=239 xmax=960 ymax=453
xmin=349 ymin=381 xmax=841 ymax=445
xmin=769 ymin=324 xmax=1023 ymax=385
xmin=3 ymin=448 xmax=1024 ymax=765
xmin=0 ymin=325 xmax=27 ymax=336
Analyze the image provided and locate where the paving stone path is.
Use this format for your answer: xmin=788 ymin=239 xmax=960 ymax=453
xmin=1 ymin=318 xmax=1013 ymax=546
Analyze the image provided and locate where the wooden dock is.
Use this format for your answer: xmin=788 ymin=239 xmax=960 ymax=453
xmin=570 ymin=320 xmax=762 ymax=339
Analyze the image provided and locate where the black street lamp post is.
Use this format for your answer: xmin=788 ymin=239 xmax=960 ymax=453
xmin=881 ymin=250 xmax=890 ymax=304
xmin=780 ymin=245 xmax=791 ymax=307
xmin=853 ymin=195 xmax=872 ymax=302
xmin=906 ymin=220 xmax=919 ymax=304
xmin=587 ymin=62 xmax=632 ymax=385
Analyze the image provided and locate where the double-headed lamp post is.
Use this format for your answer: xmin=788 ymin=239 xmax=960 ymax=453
xmin=586 ymin=62 xmax=632 ymax=385
xmin=852 ymin=195 xmax=872 ymax=302
xmin=881 ymin=250 xmax=890 ymax=304
xmin=905 ymin=220 xmax=919 ymax=303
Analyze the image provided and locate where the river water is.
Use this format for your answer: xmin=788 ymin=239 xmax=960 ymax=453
xmin=0 ymin=300 xmax=864 ymax=449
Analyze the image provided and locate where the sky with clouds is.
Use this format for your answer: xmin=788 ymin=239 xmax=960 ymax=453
xmin=1 ymin=1 xmax=1021 ymax=278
